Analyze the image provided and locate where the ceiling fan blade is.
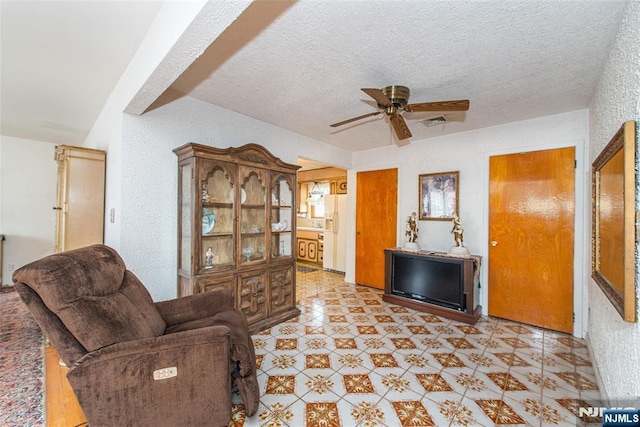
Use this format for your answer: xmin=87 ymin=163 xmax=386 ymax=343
xmin=389 ymin=114 xmax=412 ymax=141
xmin=330 ymin=111 xmax=381 ymax=127
xmin=405 ymin=99 xmax=470 ymax=112
xmin=361 ymin=88 xmax=392 ymax=108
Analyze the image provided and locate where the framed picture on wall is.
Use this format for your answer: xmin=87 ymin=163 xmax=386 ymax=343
xmin=592 ymin=121 xmax=636 ymax=322
xmin=418 ymin=171 xmax=459 ymax=220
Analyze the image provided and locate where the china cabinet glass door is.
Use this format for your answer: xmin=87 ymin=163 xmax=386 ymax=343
xmin=178 ymin=163 xmax=193 ymax=274
xmin=271 ymin=174 xmax=293 ymax=259
xmin=240 ymin=170 xmax=266 ymax=264
xmin=200 ymin=163 xmax=235 ymax=271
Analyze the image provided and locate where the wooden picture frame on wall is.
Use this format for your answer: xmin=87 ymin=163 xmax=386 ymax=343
xmin=592 ymin=120 xmax=637 ymax=322
xmin=418 ymin=171 xmax=459 ymax=220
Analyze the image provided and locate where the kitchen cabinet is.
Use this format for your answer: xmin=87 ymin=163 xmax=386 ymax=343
xmin=317 ymin=241 xmax=324 ymax=263
xmin=334 ymin=176 xmax=347 ymax=194
xmin=297 ymin=239 xmax=317 ymax=262
xmin=297 ymin=229 xmax=322 ymax=264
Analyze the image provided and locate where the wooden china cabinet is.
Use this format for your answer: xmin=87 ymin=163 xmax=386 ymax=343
xmin=174 ymin=143 xmax=300 ymax=333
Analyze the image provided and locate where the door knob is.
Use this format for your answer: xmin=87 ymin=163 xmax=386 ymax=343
xmin=491 ymin=241 xmax=498 ymax=247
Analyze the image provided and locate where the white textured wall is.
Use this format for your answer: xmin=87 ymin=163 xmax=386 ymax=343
xmin=84 ymin=0 xmax=237 ymax=250
xmin=350 ymin=110 xmax=589 ymax=336
xmin=587 ymin=1 xmax=640 ymax=404
xmin=120 ymin=96 xmax=350 ymax=301
xmin=0 ymin=136 xmax=57 ymax=285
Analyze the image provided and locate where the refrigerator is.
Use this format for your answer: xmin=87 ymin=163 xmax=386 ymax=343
xmin=323 ymin=194 xmax=347 ymax=272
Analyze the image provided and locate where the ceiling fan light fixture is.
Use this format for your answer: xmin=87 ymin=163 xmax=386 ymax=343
xmin=382 ymin=85 xmax=410 ymax=109
xmin=330 ymin=84 xmax=469 ymax=146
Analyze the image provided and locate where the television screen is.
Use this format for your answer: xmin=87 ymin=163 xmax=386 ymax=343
xmin=391 ymin=253 xmax=465 ymax=311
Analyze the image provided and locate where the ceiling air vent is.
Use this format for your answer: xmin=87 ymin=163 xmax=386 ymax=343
xmin=420 ymin=115 xmax=448 ymax=127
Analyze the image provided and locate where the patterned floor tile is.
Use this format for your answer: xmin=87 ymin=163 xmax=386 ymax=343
xmin=401 ymin=352 xmax=433 ymax=370
xmin=468 ymin=370 xmax=514 ymax=395
xmin=370 ymin=352 xmax=400 ymax=368
xmin=332 ymin=351 xmax=369 ymax=372
xmin=391 ymin=400 xmax=436 ymax=426
xmin=415 ymin=373 xmax=455 ymax=393
xmin=305 ymin=401 xmax=341 ymax=427
xmin=265 ymin=374 xmax=297 ymax=394
xmin=343 ymin=373 xmax=376 ymax=393
xmin=553 ymin=351 xmax=593 ymax=367
xmin=348 ymin=399 xmax=390 ymax=427
xmin=431 ymin=352 xmax=468 ymax=368
xmin=492 ymin=351 xmax=532 ymax=367
xmin=357 ymin=325 xmax=380 ymax=334
xmin=274 ymin=337 xmax=298 ymax=351
xmin=334 ymin=337 xmax=358 ymax=349
xmin=475 ymin=398 xmax=527 ymax=424
xmin=486 ymin=372 xmax=530 ymax=391
xmin=239 ymin=267 xmax=601 ymax=426
xmin=436 ymin=397 xmax=482 ymax=427
xmin=554 ymin=371 xmax=599 ymax=391
xmin=406 ymin=325 xmax=432 ymax=335
xmin=250 ymin=394 xmax=299 ymax=427
xmin=305 ymin=353 xmax=332 ymax=369
xmin=390 ymin=337 xmax=419 ymax=350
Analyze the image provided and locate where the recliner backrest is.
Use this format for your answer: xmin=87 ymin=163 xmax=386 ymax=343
xmin=13 ymin=245 xmax=166 ymax=354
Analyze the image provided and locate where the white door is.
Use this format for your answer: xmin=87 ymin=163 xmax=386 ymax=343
xmin=55 ymin=145 xmax=106 ymax=252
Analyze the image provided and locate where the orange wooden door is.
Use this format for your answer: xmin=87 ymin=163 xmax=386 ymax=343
xmin=355 ymin=168 xmax=397 ymax=289
xmin=488 ymin=147 xmax=575 ymax=333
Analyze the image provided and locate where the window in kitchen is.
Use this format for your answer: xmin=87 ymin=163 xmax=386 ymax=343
xmin=307 ymin=182 xmax=330 ymax=218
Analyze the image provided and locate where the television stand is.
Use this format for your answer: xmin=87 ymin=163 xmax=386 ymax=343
xmin=383 ymin=249 xmax=482 ymax=324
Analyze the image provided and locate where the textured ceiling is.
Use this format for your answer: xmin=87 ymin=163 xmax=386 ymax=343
xmin=170 ymin=0 xmax=629 ymax=151
xmin=1 ymin=1 xmax=630 ymax=151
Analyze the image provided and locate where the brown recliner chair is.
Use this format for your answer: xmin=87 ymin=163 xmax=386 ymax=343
xmin=13 ymin=244 xmax=259 ymax=427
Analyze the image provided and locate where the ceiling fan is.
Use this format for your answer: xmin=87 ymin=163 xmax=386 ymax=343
xmin=330 ymin=85 xmax=469 ymax=145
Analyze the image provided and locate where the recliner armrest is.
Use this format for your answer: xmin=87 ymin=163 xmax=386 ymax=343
xmin=155 ymin=287 xmax=234 ymax=327
xmin=67 ymin=325 xmax=233 ymax=427
xmin=69 ymin=325 xmax=231 ymax=367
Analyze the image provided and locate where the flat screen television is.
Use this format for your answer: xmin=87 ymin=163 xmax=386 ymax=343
xmin=390 ymin=253 xmax=466 ymax=311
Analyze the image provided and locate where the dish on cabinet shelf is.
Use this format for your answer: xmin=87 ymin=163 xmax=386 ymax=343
xmin=271 ymin=220 xmax=289 ymax=231
xmin=202 ymin=208 xmax=216 ymax=234
xmin=241 ymin=246 xmax=255 ymax=262
xmin=229 ymin=188 xmax=247 ymax=204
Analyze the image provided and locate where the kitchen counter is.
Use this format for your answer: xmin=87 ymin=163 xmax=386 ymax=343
xmin=297 ymin=227 xmax=325 ymax=232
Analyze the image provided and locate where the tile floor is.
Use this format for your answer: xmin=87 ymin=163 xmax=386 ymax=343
xmin=231 ymin=267 xmax=602 ymax=426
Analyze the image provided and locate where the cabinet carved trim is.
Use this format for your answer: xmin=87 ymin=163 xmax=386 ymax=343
xmin=174 ymin=143 xmax=301 ymax=333
xmin=270 ymin=265 xmax=294 ymax=313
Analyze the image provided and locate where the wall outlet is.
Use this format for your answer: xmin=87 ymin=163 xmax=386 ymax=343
xmin=9 ymin=264 xmax=15 ymax=272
